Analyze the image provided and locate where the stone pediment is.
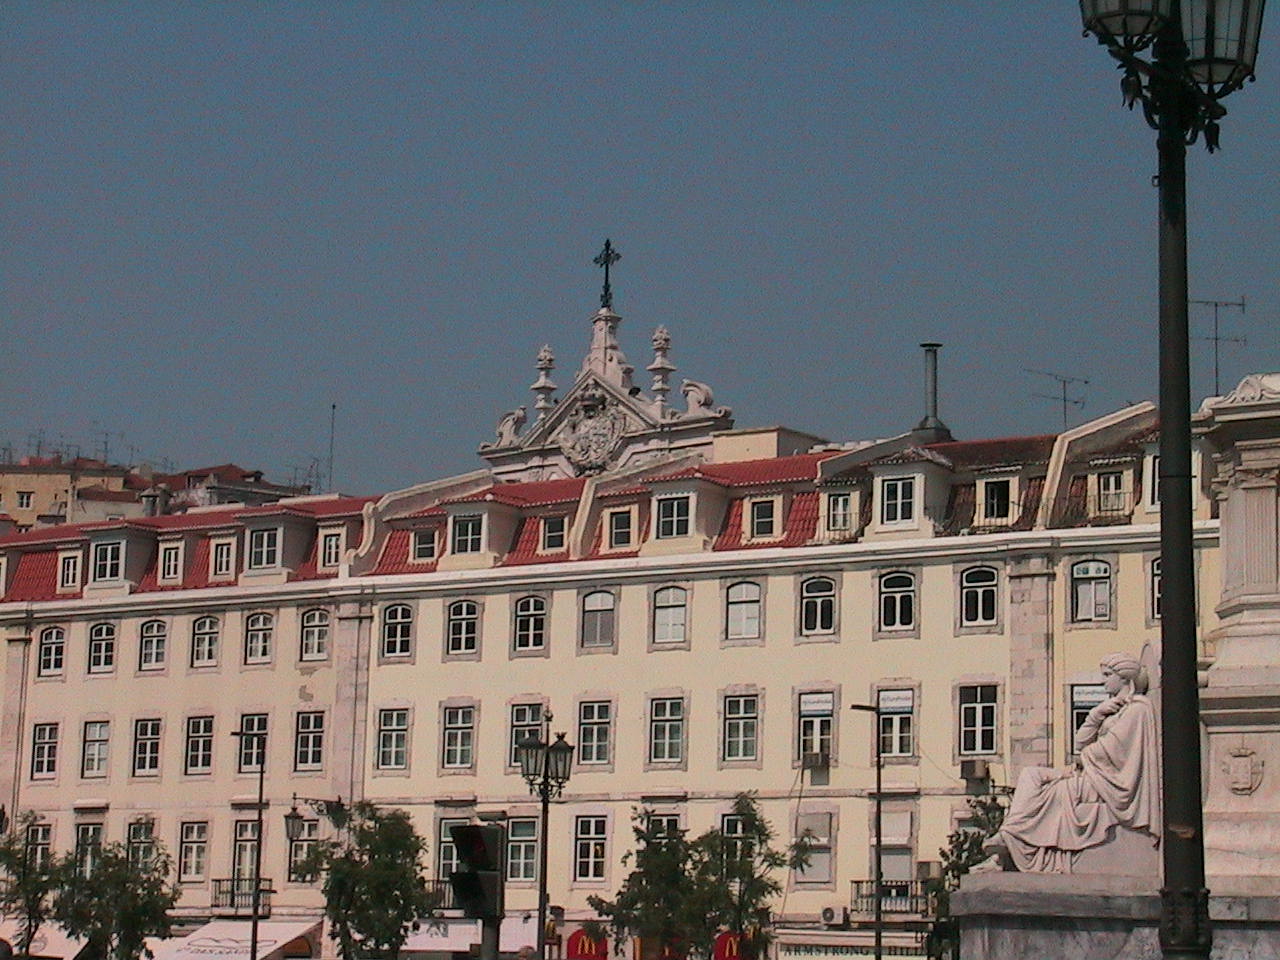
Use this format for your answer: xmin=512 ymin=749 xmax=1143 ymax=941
xmin=521 ymin=375 xmax=659 ymax=474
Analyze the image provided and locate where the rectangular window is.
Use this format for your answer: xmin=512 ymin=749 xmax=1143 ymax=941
xmin=1151 ymin=557 xmax=1163 ymax=620
xmin=31 ymin=723 xmax=58 ymax=779
xmin=88 ymin=625 xmax=116 ymax=673
xmin=75 ymin=823 xmax=103 ymax=877
xmin=377 ymin=709 xmax=409 ymax=769
xmin=959 ymin=685 xmax=998 ymax=756
xmin=437 ymin=818 xmax=466 ymax=879
xmin=509 ymin=703 xmax=543 ymax=766
xmin=578 ymin=701 xmax=612 ymax=765
xmin=160 ymin=545 xmax=181 ymax=581
xmin=184 ymin=716 xmax=214 ymax=775
xmin=542 ymin=516 xmax=566 ymax=551
xmin=92 ymin=541 xmax=123 ymax=582
xmin=982 ymin=479 xmax=1011 ymax=521
xmin=722 ymin=695 xmax=758 ymax=762
xmin=507 ymin=818 xmax=538 ymax=881
xmin=237 ymin=714 xmax=268 ymax=773
xmin=59 ymin=554 xmax=80 ymax=589
xmin=646 ymin=814 xmax=681 ymax=839
xmin=749 ymin=499 xmax=776 ymax=539
xmin=288 ymin=819 xmax=319 ymax=882
xmin=826 ymin=491 xmax=852 ymax=532
xmin=26 ymin=823 xmax=52 ymax=870
xmin=798 ymin=691 xmax=835 ymax=761
xmin=655 ymin=496 xmax=690 ymax=539
xmin=179 ymin=821 xmax=208 ymax=882
xmin=233 ymin=820 xmax=259 ymax=882
xmin=574 ymin=816 xmax=608 ymax=881
xmin=191 ymin=617 xmax=219 ymax=666
xmin=1097 ymin=471 xmax=1125 ymax=513
xmin=320 ymin=532 xmax=342 ymax=568
xmin=1070 ymin=684 xmax=1108 ymax=754
xmin=132 ymin=718 xmax=162 ymax=776
xmin=127 ymin=819 xmax=156 ymax=866
xmin=411 ymin=530 xmax=436 ymax=561
xmin=721 ymin=814 xmax=751 ymax=861
xmin=648 ymin=698 xmax=684 ymax=763
xmin=211 ymin=541 xmax=234 ymax=578
xmin=248 ymin=529 xmax=280 ymax=569
xmin=608 ymin=510 xmax=632 ymax=548
xmin=37 ymin=629 xmax=65 ymax=677
xmin=878 ymin=689 xmax=915 ymax=757
xmin=452 ymin=515 xmax=483 ymax=554
xmin=294 ymin=711 xmax=325 ymax=771
xmin=1148 ymin=455 xmax=1161 ymax=506
xmin=794 ymin=812 xmax=833 ymax=883
xmin=138 ymin=622 xmax=167 ymax=671
xmin=17 ymin=491 xmax=33 ymax=510
xmin=881 ymin=478 xmax=914 ymax=524
xmin=82 ymin=720 xmax=109 ymax=778
xmin=442 ymin=705 xmax=475 ymax=768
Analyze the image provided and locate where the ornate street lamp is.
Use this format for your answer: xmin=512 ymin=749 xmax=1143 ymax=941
xmin=1079 ymin=4 xmax=1266 ymax=958
xmin=517 ymin=721 xmax=574 ymax=960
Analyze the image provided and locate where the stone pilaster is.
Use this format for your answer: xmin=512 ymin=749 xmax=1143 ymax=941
xmin=1007 ymin=555 xmax=1056 ymax=775
xmin=0 ymin=633 xmax=32 ymax=820
xmin=331 ymin=595 xmax=374 ymax=804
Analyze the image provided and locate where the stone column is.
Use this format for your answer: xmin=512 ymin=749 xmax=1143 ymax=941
xmin=0 ymin=634 xmax=32 ymax=820
xmin=331 ymin=594 xmax=374 ymax=804
xmin=1007 ymin=555 xmax=1056 ymax=774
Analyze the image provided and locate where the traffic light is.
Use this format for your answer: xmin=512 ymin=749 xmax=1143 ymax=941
xmin=449 ymin=824 xmax=505 ymax=919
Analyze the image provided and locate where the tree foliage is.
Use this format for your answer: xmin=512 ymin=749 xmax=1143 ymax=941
xmin=305 ymin=802 xmax=437 ymax=960
xmin=0 ymin=813 xmax=59 ymax=958
xmin=587 ymin=794 xmax=811 ymax=960
xmin=51 ymin=841 xmax=179 ymax=960
xmin=924 ymin=792 xmax=1006 ymax=960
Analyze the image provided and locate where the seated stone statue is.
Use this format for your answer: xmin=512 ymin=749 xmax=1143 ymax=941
xmin=983 ymin=652 xmax=1161 ymax=873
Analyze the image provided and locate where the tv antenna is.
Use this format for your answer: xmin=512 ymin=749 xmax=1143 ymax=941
xmin=1190 ymin=295 xmax=1246 ymax=396
xmin=1027 ymin=369 xmax=1089 ymax=429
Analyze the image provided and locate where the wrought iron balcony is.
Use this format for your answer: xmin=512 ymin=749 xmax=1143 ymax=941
xmin=849 ymin=879 xmax=933 ymax=917
xmin=211 ymin=878 xmax=273 ymax=918
xmin=425 ymin=878 xmax=457 ymax=911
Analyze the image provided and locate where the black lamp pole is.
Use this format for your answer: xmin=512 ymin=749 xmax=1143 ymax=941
xmin=849 ymin=704 xmax=882 ymax=960
xmin=518 ymin=716 xmax=574 ymax=960
xmin=232 ymin=728 xmax=268 ymax=960
xmin=1079 ymin=3 xmax=1267 ymax=957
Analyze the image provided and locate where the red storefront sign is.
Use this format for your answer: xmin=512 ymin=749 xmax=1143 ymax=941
xmin=713 ymin=933 xmax=741 ymax=960
xmin=566 ymin=930 xmax=608 ymax=960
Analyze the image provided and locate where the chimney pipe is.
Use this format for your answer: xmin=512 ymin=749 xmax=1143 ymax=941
xmin=912 ymin=342 xmax=952 ymax=442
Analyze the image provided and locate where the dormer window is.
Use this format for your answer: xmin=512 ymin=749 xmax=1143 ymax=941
xmin=826 ymin=492 xmax=852 ymax=532
xmin=1097 ymin=471 xmax=1125 ymax=514
xmin=411 ymin=530 xmax=436 ymax=562
xmin=607 ymin=510 xmax=633 ymax=548
xmin=92 ymin=542 xmax=123 ymax=583
xmin=1146 ymin=454 xmax=1161 ymax=507
xmin=211 ymin=540 xmax=235 ymax=579
xmin=749 ymin=499 xmax=776 ymax=539
xmin=59 ymin=553 xmax=81 ymax=590
xmin=880 ymin=477 xmax=915 ymax=525
xmin=981 ymin=479 xmax=1011 ymax=522
xmin=320 ymin=531 xmax=342 ymax=569
xmin=542 ymin=516 xmax=567 ymax=552
xmin=452 ymin=515 xmax=483 ymax=554
xmin=247 ymin=529 xmax=280 ymax=570
xmin=159 ymin=544 xmax=182 ymax=582
xmin=655 ymin=496 xmax=690 ymax=539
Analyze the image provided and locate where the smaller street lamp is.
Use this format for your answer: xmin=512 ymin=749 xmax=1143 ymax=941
xmin=517 ymin=718 xmax=574 ymax=960
xmin=284 ymin=794 xmax=348 ymax=841
xmin=849 ymin=704 xmax=883 ymax=960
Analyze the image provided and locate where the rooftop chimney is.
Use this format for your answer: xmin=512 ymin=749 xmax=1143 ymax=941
xmin=912 ymin=342 xmax=952 ymax=443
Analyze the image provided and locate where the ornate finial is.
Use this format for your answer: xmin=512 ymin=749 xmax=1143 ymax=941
xmin=648 ymin=326 xmax=676 ymax=417
xmin=592 ymin=238 xmax=621 ymax=310
xmin=531 ymin=345 xmax=557 ymax=421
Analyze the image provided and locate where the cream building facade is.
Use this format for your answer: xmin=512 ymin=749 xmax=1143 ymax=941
xmin=0 ymin=304 xmax=1242 ymax=960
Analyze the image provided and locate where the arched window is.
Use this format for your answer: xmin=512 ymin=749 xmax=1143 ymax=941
xmin=725 ymin=581 xmax=762 ymax=641
xmin=879 ymin=572 xmax=916 ymax=631
xmin=446 ymin=600 xmax=479 ymax=655
xmin=191 ymin=616 xmax=220 ymax=666
xmin=960 ymin=567 xmax=999 ymax=627
xmin=800 ymin=577 xmax=836 ymax=635
xmin=37 ymin=627 xmax=65 ymax=677
xmin=138 ymin=620 xmax=167 ymax=670
xmin=1150 ymin=557 xmax=1162 ymax=620
xmin=581 ymin=591 xmax=616 ymax=649
xmin=244 ymin=612 xmax=274 ymax=664
xmin=1071 ymin=560 xmax=1112 ymax=622
xmin=88 ymin=623 xmax=116 ymax=673
xmin=513 ymin=596 xmax=547 ymax=651
xmin=652 ymin=586 xmax=688 ymax=645
xmin=300 ymin=608 xmax=330 ymax=661
xmin=382 ymin=604 xmax=413 ymax=658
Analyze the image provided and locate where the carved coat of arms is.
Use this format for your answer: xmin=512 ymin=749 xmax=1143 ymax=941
xmin=557 ymin=388 xmax=627 ymax=474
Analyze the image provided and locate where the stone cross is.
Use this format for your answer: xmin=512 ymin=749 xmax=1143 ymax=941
xmin=592 ymin=238 xmax=621 ymax=309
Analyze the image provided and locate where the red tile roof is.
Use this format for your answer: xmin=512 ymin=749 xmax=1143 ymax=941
xmin=500 ymin=517 xmax=570 ymax=566
xmin=6 ymin=551 xmax=76 ymax=602
xmin=443 ymin=478 xmax=586 ymax=508
xmin=647 ymin=453 xmax=839 ymax=488
xmin=925 ymin=435 xmax=1058 ymax=469
xmin=372 ymin=529 xmax=439 ymax=575
xmin=714 ymin=491 xmax=819 ymax=551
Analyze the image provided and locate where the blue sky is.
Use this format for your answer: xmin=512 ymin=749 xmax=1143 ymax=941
xmin=3 ymin=3 xmax=1278 ymax=494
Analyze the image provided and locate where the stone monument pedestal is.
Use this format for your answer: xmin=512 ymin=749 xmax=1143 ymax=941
xmin=952 ymin=873 xmax=1280 ymax=960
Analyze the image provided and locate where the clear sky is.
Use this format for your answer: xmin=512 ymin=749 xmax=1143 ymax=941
xmin=3 ymin=3 xmax=1278 ymax=495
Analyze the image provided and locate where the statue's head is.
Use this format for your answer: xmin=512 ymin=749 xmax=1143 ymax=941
xmin=1100 ymin=651 xmax=1148 ymax=694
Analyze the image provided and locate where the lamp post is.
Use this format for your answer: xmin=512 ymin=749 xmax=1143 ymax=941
xmin=1078 ymin=4 xmax=1266 ymax=958
xmin=849 ymin=704 xmax=882 ymax=960
xmin=231 ymin=727 xmax=268 ymax=960
xmin=517 ymin=716 xmax=574 ymax=960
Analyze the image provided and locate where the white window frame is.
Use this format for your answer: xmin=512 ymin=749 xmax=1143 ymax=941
xmin=648 ymin=697 xmax=685 ymax=763
xmin=185 ymin=715 xmax=214 ymax=775
xmin=748 ymin=498 xmax=778 ymax=540
xmin=1096 ymin=470 xmax=1126 ymax=514
xmin=243 ymin=612 xmax=274 ymax=664
xmin=191 ymin=616 xmax=219 ymax=667
xmin=441 ymin=704 xmax=475 ymax=769
xmin=132 ymin=718 xmax=162 ymax=776
xmin=878 ymin=572 xmax=916 ymax=632
xmin=87 ymin=623 xmax=116 ymax=674
xmin=159 ymin=543 xmax=182 ymax=582
xmin=58 ymin=553 xmax=81 ymax=590
xmin=37 ymin=627 xmax=65 ymax=677
xmin=606 ymin=509 xmax=634 ymax=549
xmin=288 ymin=818 xmax=320 ymax=882
xmin=509 ymin=702 xmax=544 ymax=766
xmin=722 ymin=694 xmax=758 ymax=762
xmin=800 ymin=576 xmax=837 ymax=636
xmin=81 ymin=720 xmax=109 ymax=778
xmin=237 ymin=714 xmax=268 ymax=773
xmin=211 ymin=539 xmax=235 ymax=579
xmin=725 ymin=581 xmax=762 ymax=642
xmin=16 ymin=490 xmax=33 ymax=510
xmin=91 ymin=541 xmax=123 ymax=583
xmin=880 ymin=476 xmax=915 ymax=525
xmin=445 ymin=600 xmax=479 ymax=656
xmin=958 ymin=684 xmax=998 ymax=756
xmin=978 ymin=477 xmax=1013 ymax=524
xmin=959 ymin=567 xmax=999 ymax=628
xmin=577 ymin=701 xmax=612 ymax=765
xmin=1150 ymin=557 xmax=1163 ymax=621
xmin=247 ymin=528 xmax=281 ymax=570
xmin=451 ymin=514 xmax=484 ymax=554
xmin=138 ymin=620 xmax=167 ymax=671
xmin=580 ymin=590 xmax=616 ymax=650
xmin=300 ymin=608 xmax=330 ymax=661
xmin=877 ymin=689 xmax=915 ymax=758
xmin=1070 ymin=684 xmax=1108 ymax=754
xmin=319 ymin=530 xmax=343 ymax=569
xmin=179 ymin=822 xmax=208 ymax=882
xmin=1070 ymin=559 xmax=1112 ymax=623
xmin=797 ymin=691 xmax=835 ymax=762
xmin=574 ymin=816 xmax=608 ymax=881
xmin=381 ymin=604 xmax=414 ymax=658
xmin=542 ymin=516 xmax=567 ymax=552
xmin=826 ymin=490 xmax=853 ymax=532
xmin=652 ymin=586 xmax=688 ymax=645
xmin=376 ymin=709 xmax=409 ymax=770
xmin=31 ymin=722 xmax=58 ymax=779
xmin=294 ymin=710 xmax=325 ymax=771
xmin=655 ymin=496 xmax=690 ymax=540
xmin=411 ymin=529 xmax=436 ymax=562
xmin=506 ymin=818 xmax=538 ymax=882
xmin=513 ymin=596 xmax=548 ymax=652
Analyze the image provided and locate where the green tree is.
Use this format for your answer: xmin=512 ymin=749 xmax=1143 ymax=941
xmin=305 ymin=802 xmax=437 ymax=960
xmin=0 ymin=813 xmax=59 ymax=959
xmin=51 ymin=840 xmax=179 ymax=960
xmin=925 ymin=792 xmax=1006 ymax=960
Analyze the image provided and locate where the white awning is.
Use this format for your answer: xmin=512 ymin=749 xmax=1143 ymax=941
xmin=149 ymin=919 xmax=321 ymax=960
xmin=403 ymin=917 xmax=541 ymax=956
xmin=0 ymin=920 xmax=85 ymax=960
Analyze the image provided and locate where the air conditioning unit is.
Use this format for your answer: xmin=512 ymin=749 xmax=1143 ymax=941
xmin=960 ymin=758 xmax=989 ymax=782
xmin=820 ymin=905 xmax=848 ymax=928
xmin=801 ymin=752 xmax=831 ymax=770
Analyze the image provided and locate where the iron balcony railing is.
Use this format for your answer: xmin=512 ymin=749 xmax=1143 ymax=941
xmin=211 ymin=878 xmax=273 ymax=917
xmin=849 ymin=879 xmax=933 ymax=916
xmin=425 ymin=878 xmax=457 ymax=911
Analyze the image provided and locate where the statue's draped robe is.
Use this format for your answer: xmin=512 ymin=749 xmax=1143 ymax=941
xmin=995 ymin=693 xmax=1161 ymax=873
